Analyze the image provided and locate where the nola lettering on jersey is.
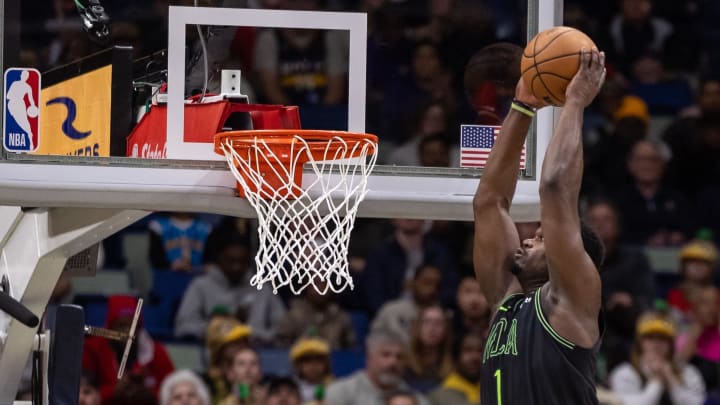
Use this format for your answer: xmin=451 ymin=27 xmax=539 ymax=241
xmin=483 ymin=318 xmax=519 ymax=362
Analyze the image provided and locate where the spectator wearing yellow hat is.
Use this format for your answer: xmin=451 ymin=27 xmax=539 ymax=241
xmin=609 ymin=313 xmax=705 ymax=405
xmin=290 ymin=337 xmax=334 ymax=404
xmin=203 ymin=315 xmax=253 ymax=403
xmin=583 ymin=90 xmax=651 ymax=196
xmin=667 ymin=240 xmax=719 ymax=325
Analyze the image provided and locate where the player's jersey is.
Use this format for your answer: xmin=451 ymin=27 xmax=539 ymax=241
xmin=481 ymin=288 xmax=600 ymax=405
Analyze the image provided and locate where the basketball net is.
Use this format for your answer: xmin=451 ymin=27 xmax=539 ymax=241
xmin=219 ymin=134 xmax=378 ymax=294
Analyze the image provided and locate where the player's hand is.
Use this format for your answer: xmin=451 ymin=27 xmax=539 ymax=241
xmin=565 ymin=47 xmax=606 ymax=107
xmin=515 ymin=78 xmax=547 ymax=110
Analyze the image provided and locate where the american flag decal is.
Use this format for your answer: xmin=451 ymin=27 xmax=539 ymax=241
xmin=459 ymin=125 xmax=526 ymax=169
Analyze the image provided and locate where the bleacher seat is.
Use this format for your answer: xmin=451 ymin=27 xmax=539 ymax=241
xmin=165 ymin=342 xmax=205 ymax=372
xmin=72 ymin=294 xmax=108 ymax=327
xmin=331 ymin=350 xmax=365 ymax=378
xmin=145 ymin=270 xmax=196 ymax=339
xmin=258 ymin=348 xmax=292 ymax=377
xmin=349 ymin=311 xmax=369 ymax=349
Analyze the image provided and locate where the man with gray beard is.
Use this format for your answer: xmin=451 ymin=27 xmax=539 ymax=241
xmin=325 ymin=330 xmax=429 ymax=405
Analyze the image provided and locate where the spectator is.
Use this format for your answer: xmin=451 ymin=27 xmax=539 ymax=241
xmin=609 ymin=313 xmax=705 ymax=404
xmin=387 ymin=101 xmax=451 ymax=166
xmin=203 ymin=316 xmax=252 ymax=402
xmin=614 ymin=139 xmax=693 ymax=246
xmin=82 ymin=295 xmax=175 ymax=404
xmin=363 ymin=219 xmax=455 ymax=314
xmin=266 ymin=377 xmax=303 ymax=405
xmin=203 ymin=216 xmax=254 ymax=265
xmin=428 ymin=333 xmax=483 ymax=405
xmin=667 ymin=239 xmax=719 ymax=326
xmin=404 ymin=305 xmax=453 ymax=393
xmin=677 ymin=79 xmax=720 ymax=120
xmin=663 ymin=79 xmax=720 ymax=194
xmin=325 ymin=330 xmax=430 ymax=405
xmin=605 ymin=0 xmax=674 ymax=75
xmin=218 ymin=347 xmax=267 ymax=405
xmin=149 ymin=212 xmax=212 ymax=272
xmin=462 ymin=44 xmax=522 ymax=126
xmin=254 ymin=0 xmax=348 ymax=106
xmin=371 ymin=264 xmax=442 ymax=342
xmin=174 ymin=235 xmax=286 ymax=343
xmin=382 ymin=41 xmax=457 ymax=143
xmin=588 ymin=198 xmax=656 ymax=309
xmin=587 ymin=197 xmax=655 ymax=372
xmin=275 ymin=279 xmax=356 ymax=349
xmin=418 ymin=135 xmax=451 ymax=168
xmin=629 ymin=53 xmax=693 ymax=115
xmin=289 ymin=337 xmax=333 ymax=404
xmin=159 ymin=370 xmax=211 ymax=405
xmin=676 ymin=286 xmax=720 ymax=395
xmin=79 ymin=373 xmax=101 ymax=405
xmin=453 ymin=276 xmax=491 ymax=338
xmin=584 ymin=92 xmax=650 ymax=194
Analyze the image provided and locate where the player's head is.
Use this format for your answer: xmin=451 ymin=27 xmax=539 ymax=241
xmin=512 ymin=222 xmax=605 ymax=283
xmin=20 ymin=70 xmax=28 ymax=80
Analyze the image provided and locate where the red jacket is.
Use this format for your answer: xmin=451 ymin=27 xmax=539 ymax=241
xmin=82 ymin=331 xmax=174 ymax=404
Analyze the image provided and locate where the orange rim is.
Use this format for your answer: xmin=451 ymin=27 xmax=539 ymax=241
xmin=214 ymin=129 xmax=378 ymax=162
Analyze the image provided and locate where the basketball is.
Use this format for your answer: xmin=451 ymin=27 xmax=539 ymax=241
xmin=520 ymin=26 xmax=596 ymax=106
xmin=26 ymin=105 xmax=38 ymax=118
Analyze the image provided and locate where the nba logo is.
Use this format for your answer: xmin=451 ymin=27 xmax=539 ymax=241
xmin=3 ymin=68 xmax=40 ymax=152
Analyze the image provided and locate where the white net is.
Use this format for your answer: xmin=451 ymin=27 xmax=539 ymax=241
xmin=219 ymin=133 xmax=378 ymax=295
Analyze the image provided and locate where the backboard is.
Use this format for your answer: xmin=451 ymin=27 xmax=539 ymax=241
xmin=0 ymin=0 xmax=563 ymax=223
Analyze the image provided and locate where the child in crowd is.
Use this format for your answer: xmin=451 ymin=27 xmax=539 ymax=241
xmin=204 ymin=314 xmax=252 ymax=402
xmin=289 ymin=337 xmax=334 ymax=404
xmin=219 ymin=347 xmax=266 ymax=405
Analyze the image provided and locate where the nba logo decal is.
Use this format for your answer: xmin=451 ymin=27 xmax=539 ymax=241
xmin=3 ymin=68 xmax=40 ymax=152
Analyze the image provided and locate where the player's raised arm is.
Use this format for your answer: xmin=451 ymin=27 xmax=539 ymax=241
xmin=473 ymin=80 xmax=544 ymax=309
xmin=539 ymin=48 xmax=606 ymax=338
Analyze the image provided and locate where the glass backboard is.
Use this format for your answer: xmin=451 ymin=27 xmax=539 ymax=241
xmin=0 ymin=0 xmax=562 ymax=222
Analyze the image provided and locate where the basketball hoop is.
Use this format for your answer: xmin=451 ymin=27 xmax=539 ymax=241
xmin=215 ymin=129 xmax=378 ymax=294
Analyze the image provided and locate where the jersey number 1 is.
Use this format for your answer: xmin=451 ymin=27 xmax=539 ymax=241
xmin=494 ymin=369 xmax=503 ymax=405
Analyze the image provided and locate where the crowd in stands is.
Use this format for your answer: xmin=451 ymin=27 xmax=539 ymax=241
xmin=16 ymin=0 xmax=720 ymax=404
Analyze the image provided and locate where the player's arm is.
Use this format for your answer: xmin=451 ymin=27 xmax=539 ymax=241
xmin=473 ymin=80 xmax=543 ymax=308
xmin=540 ymin=48 xmax=606 ymax=338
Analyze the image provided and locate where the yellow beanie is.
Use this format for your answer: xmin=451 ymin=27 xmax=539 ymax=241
xmin=290 ymin=337 xmax=330 ymax=362
xmin=614 ymin=96 xmax=650 ymax=124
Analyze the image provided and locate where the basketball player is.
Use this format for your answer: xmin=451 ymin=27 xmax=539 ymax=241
xmin=474 ymin=47 xmax=606 ymax=404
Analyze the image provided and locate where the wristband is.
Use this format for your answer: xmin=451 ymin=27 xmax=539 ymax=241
xmin=511 ymin=99 xmax=536 ymax=118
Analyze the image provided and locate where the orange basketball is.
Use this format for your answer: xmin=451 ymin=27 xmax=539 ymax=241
xmin=520 ymin=26 xmax=596 ymax=106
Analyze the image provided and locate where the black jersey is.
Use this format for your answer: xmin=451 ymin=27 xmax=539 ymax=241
xmin=480 ymin=288 xmax=600 ymax=405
